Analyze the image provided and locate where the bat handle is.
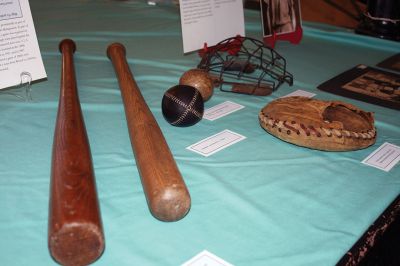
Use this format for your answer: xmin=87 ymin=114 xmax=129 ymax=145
xmin=59 ymin=38 xmax=76 ymax=54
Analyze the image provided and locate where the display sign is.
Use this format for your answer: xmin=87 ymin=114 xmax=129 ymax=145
xmin=0 ymin=0 xmax=46 ymax=90
xmin=179 ymin=0 xmax=245 ymax=53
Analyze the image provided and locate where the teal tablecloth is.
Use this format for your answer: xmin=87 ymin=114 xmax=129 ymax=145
xmin=0 ymin=1 xmax=399 ymax=265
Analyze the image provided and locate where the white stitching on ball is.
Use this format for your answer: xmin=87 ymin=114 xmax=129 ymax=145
xmin=165 ymin=90 xmax=202 ymax=125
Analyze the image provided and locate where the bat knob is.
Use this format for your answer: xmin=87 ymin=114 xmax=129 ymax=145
xmin=107 ymin=43 xmax=126 ymax=59
xmin=49 ymin=222 xmax=105 ymax=266
xmin=59 ymin=39 xmax=76 ymax=54
xmin=149 ymin=185 xmax=191 ymax=222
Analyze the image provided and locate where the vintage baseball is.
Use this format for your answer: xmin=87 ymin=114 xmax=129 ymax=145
xmin=179 ymin=69 xmax=214 ymax=101
xmin=259 ymin=96 xmax=376 ymax=151
xmin=162 ymin=85 xmax=204 ymax=127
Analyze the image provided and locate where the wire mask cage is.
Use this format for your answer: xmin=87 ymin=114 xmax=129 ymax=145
xmin=197 ymin=36 xmax=293 ymax=96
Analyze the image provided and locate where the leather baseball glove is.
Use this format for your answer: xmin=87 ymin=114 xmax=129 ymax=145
xmin=259 ymin=96 xmax=376 ymax=151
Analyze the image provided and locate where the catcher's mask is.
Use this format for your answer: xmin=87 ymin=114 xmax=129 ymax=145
xmin=198 ymin=36 xmax=293 ymax=96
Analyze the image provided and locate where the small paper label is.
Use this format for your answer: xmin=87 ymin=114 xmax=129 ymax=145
xmin=187 ymin=129 xmax=246 ymax=157
xmin=362 ymin=142 xmax=400 ymax=172
xmin=203 ymin=101 xmax=244 ymax=121
xmin=281 ymin=89 xmax=316 ymax=98
xmin=181 ymin=250 xmax=234 ymax=266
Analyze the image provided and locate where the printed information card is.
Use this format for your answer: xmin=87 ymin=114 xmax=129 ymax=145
xmin=362 ymin=142 xmax=400 ymax=172
xmin=187 ymin=129 xmax=246 ymax=157
xmin=281 ymin=89 xmax=316 ymax=98
xmin=179 ymin=0 xmax=245 ymax=53
xmin=203 ymin=101 xmax=244 ymax=121
xmin=181 ymin=250 xmax=234 ymax=266
xmin=0 ymin=0 xmax=46 ymax=89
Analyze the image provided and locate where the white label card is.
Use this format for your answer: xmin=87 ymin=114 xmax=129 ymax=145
xmin=181 ymin=250 xmax=234 ymax=266
xmin=203 ymin=101 xmax=244 ymax=121
xmin=179 ymin=0 xmax=245 ymax=53
xmin=0 ymin=0 xmax=47 ymax=89
xmin=362 ymin=142 xmax=400 ymax=172
xmin=187 ymin=129 xmax=246 ymax=157
xmin=281 ymin=89 xmax=316 ymax=98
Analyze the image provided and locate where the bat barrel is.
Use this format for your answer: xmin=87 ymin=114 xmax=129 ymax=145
xmin=49 ymin=39 xmax=105 ymax=266
xmin=107 ymin=43 xmax=191 ymax=222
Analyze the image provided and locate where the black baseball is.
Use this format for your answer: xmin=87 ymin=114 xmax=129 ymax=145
xmin=161 ymin=85 xmax=204 ymax=127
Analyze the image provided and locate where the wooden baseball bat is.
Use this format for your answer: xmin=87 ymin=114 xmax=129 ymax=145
xmin=48 ymin=39 xmax=105 ymax=266
xmin=107 ymin=43 xmax=191 ymax=222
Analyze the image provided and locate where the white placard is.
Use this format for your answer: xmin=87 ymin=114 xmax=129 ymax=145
xmin=179 ymin=0 xmax=245 ymax=53
xmin=187 ymin=129 xmax=246 ymax=157
xmin=204 ymin=101 xmax=244 ymax=121
xmin=281 ymin=89 xmax=316 ymax=98
xmin=181 ymin=250 xmax=234 ymax=266
xmin=0 ymin=0 xmax=46 ymax=89
xmin=362 ymin=142 xmax=400 ymax=172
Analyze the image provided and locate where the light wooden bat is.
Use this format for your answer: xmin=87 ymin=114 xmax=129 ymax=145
xmin=107 ymin=43 xmax=191 ymax=222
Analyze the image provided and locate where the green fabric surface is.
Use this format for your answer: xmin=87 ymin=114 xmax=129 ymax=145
xmin=0 ymin=0 xmax=399 ymax=265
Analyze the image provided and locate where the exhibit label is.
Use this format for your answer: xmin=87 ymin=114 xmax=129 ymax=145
xmin=179 ymin=0 xmax=245 ymax=53
xmin=187 ymin=129 xmax=246 ymax=157
xmin=0 ymin=0 xmax=46 ymax=89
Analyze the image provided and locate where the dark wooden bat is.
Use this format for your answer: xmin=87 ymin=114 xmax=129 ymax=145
xmin=107 ymin=43 xmax=191 ymax=222
xmin=48 ymin=39 xmax=105 ymax=266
